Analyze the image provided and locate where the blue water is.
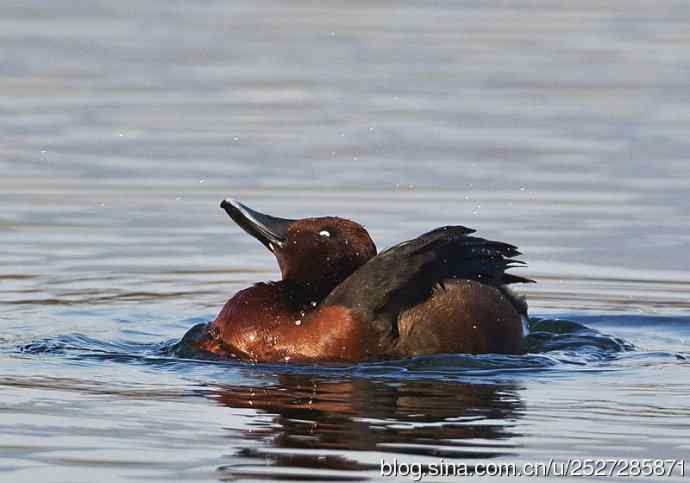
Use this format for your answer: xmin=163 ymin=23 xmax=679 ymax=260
xmin=16 ymin=318 xmax=636 ymax=380
xmin=3 ymin=311 xmax=689 ymax=481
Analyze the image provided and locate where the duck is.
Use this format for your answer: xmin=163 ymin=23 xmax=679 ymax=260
xmin=188 ymin=199 xmax=533 ymax=363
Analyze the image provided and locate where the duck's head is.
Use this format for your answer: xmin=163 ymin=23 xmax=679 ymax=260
xmin=221 ymin=199 xmax=377 ymax=299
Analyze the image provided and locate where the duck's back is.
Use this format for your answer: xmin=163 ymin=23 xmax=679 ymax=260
xmin=396 ymin=279 xmax=525 ymax=356
xmin=322 ymin=226 xmax=533 ymax=357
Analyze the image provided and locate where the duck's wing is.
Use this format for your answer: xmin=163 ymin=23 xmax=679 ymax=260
xmin=322 ymin=226 xmax=533 ymax=332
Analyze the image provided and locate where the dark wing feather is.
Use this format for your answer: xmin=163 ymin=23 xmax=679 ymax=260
xmin=323 ymin=226 xmax=533 ymax=334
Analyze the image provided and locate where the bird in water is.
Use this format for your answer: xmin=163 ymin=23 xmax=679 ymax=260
xmin=184 ymin=199 xmax=533 ymax=363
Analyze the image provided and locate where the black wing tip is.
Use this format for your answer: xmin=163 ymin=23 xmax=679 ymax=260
xmin=434 ymin=225 xmax=477 ymax=236
xmin=502 ymin=273 xmax=537 ymax=284
xmin=506 ymin=259 xmax=527 ymax=266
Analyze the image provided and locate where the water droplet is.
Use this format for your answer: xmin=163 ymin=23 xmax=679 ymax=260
xmin=199 ymin=179 xmax=205 ymax=184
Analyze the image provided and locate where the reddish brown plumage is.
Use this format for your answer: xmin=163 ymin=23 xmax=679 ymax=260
xmin=396 ymin=280 xmax=524 ymax=356
xmin=190 ymin=199 xmax=531 ymax=363
xmin=195 ymin=283 xmax=384 ymax=362
xmin=276 ymin=218 xmax=376 ymax=300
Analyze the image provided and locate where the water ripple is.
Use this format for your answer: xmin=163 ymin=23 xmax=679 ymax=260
xmin=14 ymin=318 xmax=640 ymax=383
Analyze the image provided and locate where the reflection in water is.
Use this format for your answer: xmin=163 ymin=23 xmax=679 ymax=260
xmin=211 ymin=375 xmax=522 ymax=479
xmin=3 ymin=316 xmax=689 ymax=482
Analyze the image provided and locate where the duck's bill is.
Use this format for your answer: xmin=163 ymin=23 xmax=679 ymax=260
xmin=220 ymin=199 xmax=294 ymax=252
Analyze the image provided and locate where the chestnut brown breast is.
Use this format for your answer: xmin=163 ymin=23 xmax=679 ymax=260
xmin=196 ymin=283 xmax=386 ymax=363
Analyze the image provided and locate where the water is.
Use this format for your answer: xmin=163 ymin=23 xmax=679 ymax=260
xmin=2 ymin=1 xmax=690 ymax=481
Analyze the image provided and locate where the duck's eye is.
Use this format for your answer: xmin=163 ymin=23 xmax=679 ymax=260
xmin=319 ymin=230 xmax=331 ymax=238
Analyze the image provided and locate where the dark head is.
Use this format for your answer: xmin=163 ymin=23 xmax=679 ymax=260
xmin=220 ymin=199 xmax=377 ymax=299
